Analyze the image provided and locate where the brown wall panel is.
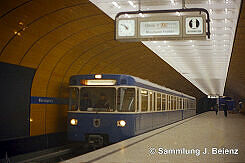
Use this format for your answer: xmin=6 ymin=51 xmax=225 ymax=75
xmin=30 ymin=104 xmax=45 ymax=136
xmin=45 ymin=104 xmax=67 ymax=134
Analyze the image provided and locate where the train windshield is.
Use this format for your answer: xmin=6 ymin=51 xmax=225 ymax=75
xmin=69 ymin=87 xmax=116 ymax=112
xmin=69 ymin=87 xmax=136 ymax=112
xmin=117 ymin=88 xmax=135 ymax=112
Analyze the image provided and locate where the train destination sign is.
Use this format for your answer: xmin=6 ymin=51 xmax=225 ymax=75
xmin=115 ymin=14 xmax=207 ymax=41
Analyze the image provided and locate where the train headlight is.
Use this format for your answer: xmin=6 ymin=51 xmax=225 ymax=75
xmin=117 ymin=120 xmax=126 ymax=127
xmin=70 ymin=119 xmax=78 ymax=126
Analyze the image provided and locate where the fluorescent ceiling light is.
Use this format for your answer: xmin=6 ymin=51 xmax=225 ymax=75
xmin=112 ymin=1 xmax=121 ymax=9
xmin=128 ymin=1 xmax=136 ymax=8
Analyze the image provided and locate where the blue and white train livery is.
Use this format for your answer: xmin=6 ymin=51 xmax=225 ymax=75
xmin=67 ymin=74 xmax=196 ymax=146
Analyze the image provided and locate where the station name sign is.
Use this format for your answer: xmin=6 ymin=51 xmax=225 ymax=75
xmin=115 ymin=14 xmax=207 ymax=41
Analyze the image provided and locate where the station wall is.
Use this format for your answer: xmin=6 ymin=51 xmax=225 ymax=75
xmin=0 ymin=62 xmax=35 ymax=140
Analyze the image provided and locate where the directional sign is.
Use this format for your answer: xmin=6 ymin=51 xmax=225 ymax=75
xmin=115 ymin=14 xmax=207 ymax=41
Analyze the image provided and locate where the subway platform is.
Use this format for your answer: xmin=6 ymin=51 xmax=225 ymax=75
xmin=63 ymin=111 xmax=245 ymax=163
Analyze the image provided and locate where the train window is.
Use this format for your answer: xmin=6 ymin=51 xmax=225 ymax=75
xmin=168 ymin=95 xmax=171 ymax=110
xmin=165 ymin=95 xmax=167 ymax=110
xmin=169 ymin=96 xmax=171 ymax=110
xmin=176 ymin=97 xmax=179 ymax=110
xmin=175 ymin=96 xmax=177 ymax=110
xmin=183 ymin=99 xmax=185 ymax=110
xmin=178 ymin=97 xmax=181 ymax=110
xmin=185 ymin=99 xmax=187 ymax=110
xmin=149 ymin=91 xmax=153 ymax=111
xmin=174 ymin=96 xmax=177 ymax=110
xmin=176 ymin=97 xmax=178 ymax=110
xmin=141 ymin=89 xmax=148 ymax=112
xmin=179 ymin=98 xmax=182 ymax=110
xmin=162 ymin=94 xmax=166 ymax=111
xmin=136 ymin=88 xmax=139 ymax=112
xmin=191 ymin=100 xmax=195 ymax=109
xmin=170 ymin=96 xmax=173 ymax=110
xmin=180 ymin=98 xmax=183 ymax=110
xmin=153 ymin=92 xmax=155 ymax=111
xmin=184 ymin=99 xmax=187 ymax=110
xmin=183 ymin=99 xmax=185 ymax=109
xmin=177 ymin=97 xmax=180 ymax=110
xmin=117 ymin=88 xmax=135 ymax=112
xmin=157 ymin=93 xmax=161 ymax=111
xmin=168 ymin=95 xmax=170 ymax=110
xmin=80 ymin=87 xmax=116 ymax=112
xmin=182 ymin=99 xmax=184 ymax=109
xmin=69 ymin=87 xmax=79 ymax=111
xmin=189 ymin=100 xmax=191 ymax=109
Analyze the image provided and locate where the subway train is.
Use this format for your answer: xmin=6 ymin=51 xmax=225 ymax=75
xmin=67 ymin=74 xmax=196 ymax=146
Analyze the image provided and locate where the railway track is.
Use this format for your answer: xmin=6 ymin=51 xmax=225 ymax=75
xmin=1 ymin=142 xmax=92 ymax=163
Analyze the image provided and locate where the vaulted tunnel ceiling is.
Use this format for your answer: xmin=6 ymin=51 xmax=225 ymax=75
xmin=224 ymin=1 xmax=245 ymax=100
xmin=0 ymin=0 xmax=244 ymax=102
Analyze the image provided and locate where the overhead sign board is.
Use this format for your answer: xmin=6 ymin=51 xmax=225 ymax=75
xmin=115 ymin=14 xmax=207 ymax=41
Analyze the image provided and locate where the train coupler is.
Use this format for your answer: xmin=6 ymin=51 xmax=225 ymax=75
xmin=88 ymin=135 xmax=104 ymax=149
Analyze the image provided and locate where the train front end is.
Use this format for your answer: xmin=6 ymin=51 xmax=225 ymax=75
xmin=68 ymin=112 xmax=135 ymax=145
xmin=67 ymin=74 xmax=137 ymax=146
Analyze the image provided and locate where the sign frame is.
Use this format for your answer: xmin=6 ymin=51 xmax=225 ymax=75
xmin=114 ymin=8 xmax=210 ymax=41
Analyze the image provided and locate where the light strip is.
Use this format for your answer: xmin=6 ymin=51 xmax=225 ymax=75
xmin=112 ymin=1 xmax=121 ymax=9
xmin=82 ymin=80 xmax=116 ymax=85
xmin=128 ymin=1 xmax=136 ymax=8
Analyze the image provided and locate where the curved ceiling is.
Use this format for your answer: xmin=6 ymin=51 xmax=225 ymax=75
xmin=225 ymin=1 xmax=245 ymax=100
xmin=0 ymin=0 xmax=205 ymax=101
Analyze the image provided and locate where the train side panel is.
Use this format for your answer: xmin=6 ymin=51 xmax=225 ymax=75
xmin=183 ymin=109 xmax=196 ymax=119
xmin=135 ymin=111 xmax=183 ymax=135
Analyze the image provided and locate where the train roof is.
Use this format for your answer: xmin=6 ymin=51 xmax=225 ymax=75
xmin=70 ymin=74 xmax=195 ymax=100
